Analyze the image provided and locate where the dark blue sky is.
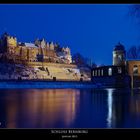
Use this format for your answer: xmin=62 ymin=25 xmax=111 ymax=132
xmin=0 ymin=4 xmax=139 ymax=65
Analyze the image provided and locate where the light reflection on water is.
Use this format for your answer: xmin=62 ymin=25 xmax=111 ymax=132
xmin=1 ymin=89 xmax=80 ymax=128
xmin=1 ymin=88 xmax=140 ymax=128
xmin=106 ymin=89 xmax=114 ymax=128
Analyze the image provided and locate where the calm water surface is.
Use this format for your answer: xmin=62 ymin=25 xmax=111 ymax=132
xmin=0 ymin=88 xmax=140 ymax=128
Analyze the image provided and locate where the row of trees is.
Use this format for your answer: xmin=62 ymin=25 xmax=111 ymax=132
xmin=127 ymin=46 xmax=140 ymax=59
xmin=127 ymin=5 xmax=140 ymax=59
xmin=72 ymin=53 xmax=97 ymax=68
xmin=72 ymin=45 xmax=140 ymax=68
xmin=72 ymin=5 xmax=140 ymax=66
xmin=129 ymin=4 xmax=140 ymax=22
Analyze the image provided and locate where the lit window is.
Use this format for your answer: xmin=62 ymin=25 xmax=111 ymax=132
xmin=93 ymin=70 xmax=94 ymax=76
xmin=118 ymin=67 xmax=122 ymax=74
xmin=108 ymin=68 xmax=112 ymax=76
xmin=98 ymin=69 xmax=100 ymax=76
xmin=101 ymin=69 xmax=103 ymax=76
xmin=118 ymin=55 xmax=122 ymax=60
xmin=133 ymin=65 xmax=138 ymax=75
xmin=113 ymin=53 xmax=116 ymax=57
xmin=95 ymin=70 xmax=97 ymax=76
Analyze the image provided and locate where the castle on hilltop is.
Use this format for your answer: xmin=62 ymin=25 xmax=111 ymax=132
xmin=0 ymin=32 xmax=72 ymax=64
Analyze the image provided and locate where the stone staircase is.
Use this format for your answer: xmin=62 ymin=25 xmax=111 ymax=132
xmin=47 ymin=67 xmax=81 ymax=81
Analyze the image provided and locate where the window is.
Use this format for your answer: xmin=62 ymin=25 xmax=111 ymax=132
xmin=108 ymin=68 xmax=112 ymax=76
xmin=101 ymin=69 xmax=103 ymax=76
xmin=95 ymin=70 xmax=97 ymax=76
xmin=113 ymin=53 xmax=116 ymax=57
xmin=133 ymin=65 xmax=138 ymax=75
xmin=118 ymin=55 xmax=122 ymax=60
xmin=117 ymin=55 xmax=123 ymax=64
xmin=118 ymin=67 xmax=122 ymax=74
xmin=93 ymin=70 xmax=94 ymax=76
xmin=98 ymin=69 xmax=100 ymax=76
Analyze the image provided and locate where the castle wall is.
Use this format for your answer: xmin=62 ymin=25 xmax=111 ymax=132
xmin=23 ymin=61 xmax=77 ymax=68
xmin=20 ymin=47 xmax=28 ymax=60
xmin=0 ymin=33 xmax=72 ymax=65
xmin=28 ymin=48 xmax=39 ymax=62
xmin=45 ymin=50 xmax=56 ymax=58
xmin=15 ymin=46 xmax=21 ymax=56
xmin=126 ymin=60 xmax=140 ymax=76
xmin=126 ymin=60 xmax=140 ymax=88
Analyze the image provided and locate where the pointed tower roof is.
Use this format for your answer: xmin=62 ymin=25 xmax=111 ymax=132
xmin=114 ymin=42 xmax=125 ymax=51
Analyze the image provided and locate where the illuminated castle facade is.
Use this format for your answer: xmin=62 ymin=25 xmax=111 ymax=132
xmin=0 ymin=32 xmax=72 ymax=64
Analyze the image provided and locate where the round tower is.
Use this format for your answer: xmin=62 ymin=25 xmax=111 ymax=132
xmin=113 ymin=42 xmax=126 ymax=66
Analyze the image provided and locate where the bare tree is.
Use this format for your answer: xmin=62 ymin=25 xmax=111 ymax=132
xmin=92 ymin=63 xmax=97 ymax=68
xmin=129 ymin=5 xmax=140 ymax=18
xmin=127 ymin=45 xmax=140 ymax=59
xmin=72 ymin=53 xmax=96 ymax=68
xmin=72 ymin=53 xmax=85 ymax=66
xmin=137 ymin=45 xmax=140 ymax=58
xmin=129 ymin=4 xmax=140 ymax=24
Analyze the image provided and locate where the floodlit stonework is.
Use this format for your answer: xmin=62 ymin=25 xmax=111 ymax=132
xmin=0 ymin=33 xmax=90 ymax=81
xmin=0 ymin=32 xmax=72 ymax=64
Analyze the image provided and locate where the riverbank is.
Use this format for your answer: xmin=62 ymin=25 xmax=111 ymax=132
xmin=0 ymin=63 xmax=91 ymax=81
xmin=0 ymin=80 xmax=96 ymax=89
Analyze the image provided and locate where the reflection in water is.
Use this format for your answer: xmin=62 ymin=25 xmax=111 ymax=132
xmin=106 ymin=88 xmax=128 ymax=128
xmin=1 ymin=88 xmax=140 ymax=128
xmin=4 ymin=89 xmax=80 ymax=128
xmin=105 ymin=88 xmax=140 ymax=128
xmin=106 ymin=89 xmax=114 ymax=128
xmin=129 ymin=90 xmax=140 ymax=118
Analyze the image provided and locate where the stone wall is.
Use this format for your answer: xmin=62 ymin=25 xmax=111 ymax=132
xmin=23 ymin=62 xmax=78 ymax=68
xmin=126 ymin=60 xmax=140 ymax=76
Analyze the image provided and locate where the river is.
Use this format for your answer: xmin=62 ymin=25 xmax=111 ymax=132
xmin=0 ymin=88 xmax=139 ymax=128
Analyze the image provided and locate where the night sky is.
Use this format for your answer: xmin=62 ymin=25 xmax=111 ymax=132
xmin=0 ymin=4 xmax=139 ymax=65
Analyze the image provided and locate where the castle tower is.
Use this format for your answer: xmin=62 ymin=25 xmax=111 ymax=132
xmin=40 ymin=39 xmax=46 ymax=48
xmin=0 ymin=32 xmax=17 ymax=54
xmin=0 ymin=32 xmax=10 ymax=52
xmin=34 ymin=38 xmax=40 ymax=47
xmin=50 ymin=42 xmax=54 ymax=50
xmin=65 ymin=46 xmax=72 ymax=64
xmin=7 ymin=36 xmax=17 ymax=47
xmin=113 ymin=42 xmax=126 ymax=66
xmin=7 ymin=36 xmax=17 ymax=55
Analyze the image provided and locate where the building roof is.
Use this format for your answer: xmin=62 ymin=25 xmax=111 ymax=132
xmin=114 ymin=42 xmax=125 ymax=51
xmin=126 ymin=59 xmax=140 ymax=61
xmin=25 ymin=43 xmax=38 ymax=48
xmin=92 ymin=65 xmax=125 ymax=70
